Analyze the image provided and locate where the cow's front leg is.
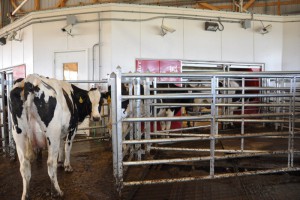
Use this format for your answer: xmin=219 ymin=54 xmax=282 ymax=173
xmin=64 ymin=130 xmax=76 ymax=172
xmin=157 ymin=108 xmax=166 ymax=131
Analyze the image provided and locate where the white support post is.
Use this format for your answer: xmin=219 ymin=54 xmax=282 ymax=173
xmin=134 ymin=78 xmax=142 ymax=160
xmin=111 ymin=67 xmax=123 ymax=193
xmin=210 ymin=76 xmax=217 ymax=177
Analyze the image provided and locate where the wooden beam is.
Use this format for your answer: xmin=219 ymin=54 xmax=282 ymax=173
xmin=277 ymin=0 xmax=281 ymax=15
xmin=10 ymin=0 xmax=24 ymax=13
xmin=243 ymin=0 xmax=256 ymax=10
xmin=57 ymin=0 xmax=68 ymax=8
xmin=197 ymin=2 xmax=220 ymax=10
xmin=196 ymin=0 xmax=300 ymax=11
xmin=34 ymin=0 xmax=40 ymax=10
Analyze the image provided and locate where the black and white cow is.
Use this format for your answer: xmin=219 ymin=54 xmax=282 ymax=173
xmin=154 ymin=83 xmax=194 ymax=132
xmin=103 ymin=83 xmax=194 ymax=136
xmin=9 ymin=74 xmax=103 ymax=200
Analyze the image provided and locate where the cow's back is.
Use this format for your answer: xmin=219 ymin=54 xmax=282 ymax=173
xmin=10 ymin=74 xmax=76 ymax=149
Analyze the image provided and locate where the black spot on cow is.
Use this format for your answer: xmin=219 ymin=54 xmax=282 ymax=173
xmin=33 ymin=92 xmax=57 ymax=127
xmin=71 ymin=85 xmax=91 ymax=123
xmin=24 ymin=82 xmax=41 ymax=101
xmin=9 ymin=86 xmax=24 ymax=134
xmin=47 ymin=137 xmax=51 ymax=146
xmin=62 ymin=89 xmax=78 ymax=141
xmin=13 ymin=78 xmax=24 ymax=85
xmin=98 ymin=97 xmax=104 ymax=113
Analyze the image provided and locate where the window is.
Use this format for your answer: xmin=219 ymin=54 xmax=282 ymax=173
xmin=63 ymin=62 xmax=78 ymax=80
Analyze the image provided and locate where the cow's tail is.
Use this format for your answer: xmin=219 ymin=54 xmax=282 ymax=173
xmin=25 ymin=136 xmax=36 ymax=162
xmin=22 ymin=75 xmax=47 ymax=154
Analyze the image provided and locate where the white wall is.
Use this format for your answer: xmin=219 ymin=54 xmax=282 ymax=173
xmin=0 ymin=25 xmax=33 ymax=73
xmin=32 ymin=13 xmax=100 ymax=79
xmin=0 ymin=4 xmax=299 ymax=79
xmin=282 ymin=20 xmax=300 ymax=71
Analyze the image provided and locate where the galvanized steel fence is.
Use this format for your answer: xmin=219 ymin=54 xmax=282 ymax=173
xmin=110 ymin=67 xmax=300 ymax=193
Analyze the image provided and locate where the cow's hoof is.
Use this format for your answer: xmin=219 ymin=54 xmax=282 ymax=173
xmin=64 ymin=165 xmax=73 ymax=172
xmin=51 ymin=191 xmax=64 ymax=199
xmin=57 ymin=162 xmax=64 ymax=168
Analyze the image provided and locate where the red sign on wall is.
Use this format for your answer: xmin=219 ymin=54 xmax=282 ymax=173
xmin=136 ymin=59 xmax=181 ymax=84
xmin=13 ymin=64 xmax=26 ymax=80
xmin=136 ymin=59 xmax=182 ymax=130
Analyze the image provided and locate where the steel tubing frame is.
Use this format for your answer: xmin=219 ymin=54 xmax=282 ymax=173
xmin=110 ymin=67 xmax=300 ymax=193
xmin=123 ymin=167 xmax=300 ymax=186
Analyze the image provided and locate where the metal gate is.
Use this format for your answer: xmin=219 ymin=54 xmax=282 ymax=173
xmin=0 ymin=71 xmax=14 ymax=157
xmin=111 ymin=67 xmax=300 ymax=193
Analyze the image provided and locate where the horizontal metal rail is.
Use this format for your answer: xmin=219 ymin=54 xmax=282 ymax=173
xmin=155 ymin=125 xmax=211 ymax=133
xmin=123 ymin=167 xmax=300 ymax=186
xmin=150 ymin=87 xmax=296 ymax=91
xmin=73 ymin=136 xmax=109 ymax=143
xmin=123 ymin=112 xmax=298 ymax=123
xmin=151 ymin=103 xmax=300 ymax=107
xmin=150 ymin=147 xmax=300 ymax=154
xmin=66 ymin=80 xmax=108 ymax=83
xmin=123 ymin=72 xmax=300 ymax=78
xmin=123 ymin=93 xmax=295 ymax=100
xmin=124 ymin=131 xmax=296 ymax=144
xmin=77 ymin=125 xmax=107 ymax=131
xmin=123 ymin=150 xmax=291 ymax=166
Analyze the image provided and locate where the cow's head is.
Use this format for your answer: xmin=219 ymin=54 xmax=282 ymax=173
xmin=88 ymin=88 xmax=103 ymax=122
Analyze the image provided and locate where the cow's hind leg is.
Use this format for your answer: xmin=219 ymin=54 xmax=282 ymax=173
xmin=13 ymin=132 xmax=32 ymax=200
xmin=64 ymin=131 xmax=76 ymax=172
xmin=57 ymin=139 xmax=65 ymax=168
xmin=47 ymin=136 xmax=63 ymax=197
xmin=165 ymin=109 xmax=175 ymax=138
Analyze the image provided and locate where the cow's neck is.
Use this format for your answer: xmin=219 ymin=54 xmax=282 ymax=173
xmin=71 ymin=85 xmax=91 ymax=123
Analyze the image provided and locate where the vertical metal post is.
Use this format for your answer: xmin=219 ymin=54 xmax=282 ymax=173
xmin=275 ymin=78 xmax=279 ymax=130
xmin=241 ymin=78 xmax=245 ymax=152
xmin=0 ymin=72 xmax=4 ymax=152
xmin=153 ymin=78 xmax=157 ymax=134
xmin=288 ymin=77 xmax=296 ymax=168
xmin=210 ymin=76 xmax=217 ymax=177
xmin=111 ymin=68 xmax=123 ymax=193
xmin=144 ymin=78 xmax=151 ymax=153
xmin=134 ymin=78 xmax=142 ymax=160
xmin=281 ymin=78 xmax=286 ymax=131
xmin=129 ymin=81 xmax=133 ymax=141
xmin=6 ymin=73 xmax=14 ymax=157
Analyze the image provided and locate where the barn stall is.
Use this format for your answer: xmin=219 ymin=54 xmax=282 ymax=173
xmin=0 ymin=1 xmax=300 ymax=200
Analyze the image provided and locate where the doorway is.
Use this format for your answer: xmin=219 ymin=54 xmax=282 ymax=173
xmin=54 ymin=50 xmax=88 ymax=89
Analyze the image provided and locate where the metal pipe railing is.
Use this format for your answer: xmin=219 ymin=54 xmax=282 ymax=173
xmin=111 ymin=68 xmax=300 ymax=193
